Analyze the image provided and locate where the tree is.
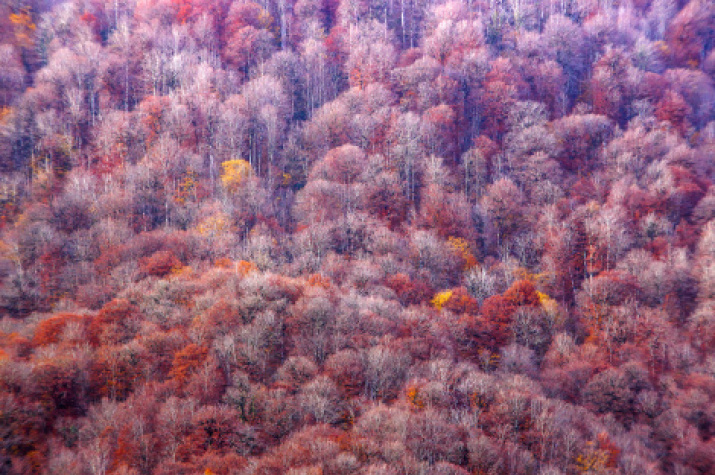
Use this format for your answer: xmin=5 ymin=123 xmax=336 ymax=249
xmin=0 ymin=392 xmax=46 ymax=470
xmin=88 ymin=298 xmax=140 ymax=346
xmin=223 ymin=2 xmax=276 ymax=75
xmin=182 ymin=405 xmax=251 ymax=458
xmin=541 ymin=14 xmax=589 ymax=102
xmin=423 ymin=2 xmax=483 ymax=65
xmin=310 ymin=144 xmax=365 ymax=184
xmin=139 ymin=250 xmax=182 ymax=277
xmin=655 ymin=89 xmax=691 ymax=134
xmin=364 ymin=167 xmax=409 ymax=228
xmin=514 ymin=37 xmax=566 ymax=117
xmin=236 ymin=310 xmax=285 ymax=378
xmin=0 ymin=45 xmax=25 ymax=108
xmin=582 ymin=364 xmax=650 ymax=424
xmin=481 ymin=178 xmax=526 ymax=249
xmin=552 ymin=113 xmax=613 ymax=174
xmin=324 ymin=349 xmax=365 ymax=397
xmin=665 ymin=0 xmax=715 ymax=68
xmin=406 ymin=410 xmax=466 ymax=465
xmin=90 ymin=344 xmax=144 ymax=401
xmin=297 ymin=375 xmax=344 ymax=424
xmin=32 ymin=313 xmax=87 ymax=347
xmin=419 ymin=183 xmax=475 ymax=241
xmin=32 ymin=356 xmax=87 ymax=418
xmin=478 ymin=60 xmax=520 ymax=142
xmin=169 ymin=343 xmax=208 ymax=388
xmin=442 ymin=287 xmax=479 ymax=315
xmin=583 ymin=205 xmax=633 ymax=273
xmin=274 ymin=356 xmax=318 ymax=392
xmin=363 ymin=344 xmax=410 ymax=401
xmin=220 ymin=159 xmax=253 ymax=192
xmin=388 ymin=111 xmax=424 ymax=203
xmin=475 ymin=294 xmax=516 ymax=350
xmin=663 ymin=68 xmax=714 ymax=130
xmin=503 ymin=279 xmax=541 ymax=308
xmin=240 ymin=75 xmax=290 ymax=178
xmin=409 ymin=229 xmax=461 ymax=289
xmin=9 ymin=6 xmax=37 ymax=72
xmin=345 ymin=20 xmax=397 ymax=88
xmin=287 ymin=288 xmax=335 ymax=364
xmin=421 ymin=104 xmax=458 ymax=163
xmin=588 ymin=47 xmax=635 ymax=125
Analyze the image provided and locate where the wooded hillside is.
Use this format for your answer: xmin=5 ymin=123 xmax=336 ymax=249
xmin=0 ymin=0 xmax=714 ymax=473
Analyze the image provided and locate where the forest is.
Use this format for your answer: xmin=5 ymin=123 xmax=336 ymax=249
xmin=0 ymin=0 xmax=714 ymax=473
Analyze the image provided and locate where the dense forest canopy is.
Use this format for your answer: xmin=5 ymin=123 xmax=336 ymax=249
xmin=0 ymin=0 xmax=714 ymax=473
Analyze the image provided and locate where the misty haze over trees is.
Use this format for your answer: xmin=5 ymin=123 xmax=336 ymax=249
xmin=0 ymin=0 xmax=714 ymax=473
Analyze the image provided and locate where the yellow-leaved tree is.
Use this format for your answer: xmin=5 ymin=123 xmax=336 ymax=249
xmin=431 ymin=290 xmax=453 ymax=310
xmin=447 ymin=236 xmax=478 ymax=270
xmin=10 ymin=8 xmax=36 ymax=49
xmin=221 ymin=159 xmax=252 ymax=193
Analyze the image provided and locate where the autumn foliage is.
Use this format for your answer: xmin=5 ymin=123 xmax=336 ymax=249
xmin=0 ymin=0 xmax=713 ymax=473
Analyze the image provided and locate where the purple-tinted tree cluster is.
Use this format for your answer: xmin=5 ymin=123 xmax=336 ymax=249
xmin=0 ymin=0 xmax=714 ymax=473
